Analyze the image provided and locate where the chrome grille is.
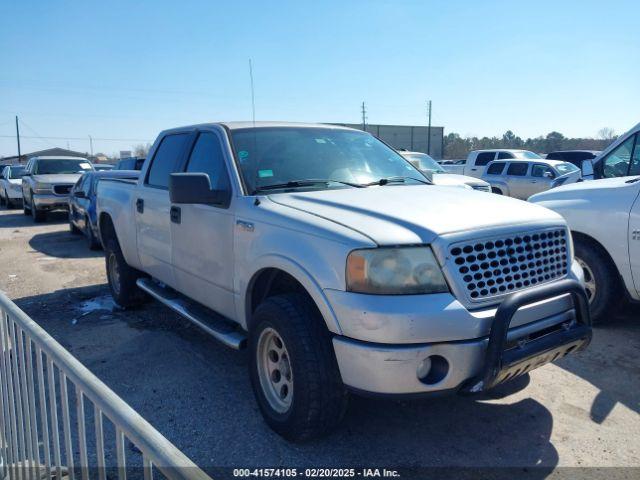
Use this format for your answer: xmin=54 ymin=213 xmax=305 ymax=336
xmin=448 ymin=228 xmax=569 ymax=302
xmin=53 ymin=184 xmax=73 ymax=195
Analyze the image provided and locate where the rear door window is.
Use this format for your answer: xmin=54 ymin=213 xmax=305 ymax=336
xmin=506 ymin=163 xmax=529 ymax=176
xmin=475 ymin=152 xmax=496 ymax=166
xmin=146 ymin=134 xmax=190 ymax=189
xmin=486 ymin=162 xmax=506 ymax=175
xmin=497 ymin=152 xmax=514 ymax=160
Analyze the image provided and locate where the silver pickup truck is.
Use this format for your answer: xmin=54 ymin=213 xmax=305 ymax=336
xmin=97 ymin=122 xmax=592 ymax=441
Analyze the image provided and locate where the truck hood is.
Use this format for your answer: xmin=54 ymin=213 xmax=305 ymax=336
xmin=269 ymin=185 xmax=562 ymax=245
xmin=31 ymin=174 xmax=83 ymax=184
xmin=433 ymin=173 xmax=489 ymax=187
xmin=530 ymin=176 xmax=639 ymax=202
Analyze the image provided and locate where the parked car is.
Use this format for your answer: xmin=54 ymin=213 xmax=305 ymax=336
xmin=97 ymin=122 xmax=591 ymax=441
xmin=115 ymin=157 xmax=145 ymax=170
xmin=530 ymin=176 xmax=640 ymax=322
xmin=69 ymin=170 xmax=140 ymax=249
xmin=22 ymin=156 xmax=95 ymax=222
xmin=545 ymin=150 xmax=600 ymax=179
xmin=482 ymin=159 xmax=582 ymax=199
xmin=0 ymin=165 xmax=26 ymax=208
xmin=93 ymin=164 xmax=115 ymax=171
xmin=442 ymin=149 xmax=542 ymax=178
xmin=399 ymin=151 xmax=491 ymax=192
xmin=591 ymin=122 xmax=640 ymax=180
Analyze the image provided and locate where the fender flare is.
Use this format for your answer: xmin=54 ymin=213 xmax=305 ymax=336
xmin=239 ymin=254 xmax=342 ymax=335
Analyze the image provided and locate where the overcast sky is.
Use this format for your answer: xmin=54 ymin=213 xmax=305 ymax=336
xmin=1 ymin=0 xmax=638 ymax=157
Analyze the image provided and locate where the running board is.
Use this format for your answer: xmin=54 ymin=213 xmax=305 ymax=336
xmin=136 ymin=278 xmax=247 ymax=350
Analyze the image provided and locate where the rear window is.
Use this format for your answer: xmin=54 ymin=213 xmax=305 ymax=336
xmin=146 ymin=134 xmax=190 ymax=188
xmin=486 ymin=162 xmax=506 ymax=175
xmin=506 ymin=163 xmax=529 ymax=176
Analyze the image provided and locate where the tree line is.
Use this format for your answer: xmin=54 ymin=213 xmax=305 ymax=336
xmin=442 ymin=128 xmax=617 ymax=159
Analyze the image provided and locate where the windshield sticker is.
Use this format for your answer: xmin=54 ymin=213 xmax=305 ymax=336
xmin=258 ymin=169 xmax=274 ymax=178
xmin=238 ymin=150 xmax=249 ymax=162
xmin=80 ymin=163 xmax=92 ymax=170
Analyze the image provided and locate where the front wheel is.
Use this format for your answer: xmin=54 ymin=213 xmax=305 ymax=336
xmin=249 ymin=294 xmax=348 ymax=442
xmin=574 ymin=237 xmax=620 ymax=323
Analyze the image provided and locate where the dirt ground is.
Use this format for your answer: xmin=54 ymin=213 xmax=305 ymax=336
xmin=0 ymin=207 xmax=638 ymax=477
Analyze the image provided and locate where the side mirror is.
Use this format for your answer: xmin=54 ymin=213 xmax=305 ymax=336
xmin=169 ymin=173 xmax=229 ymax=206
xmin=74 ymin=191 xmax=86 ymax=198
xmin=581 ymin=160 xmax=594 ymax=178
xmin=543 ymin=171 xmax=555 ymax=179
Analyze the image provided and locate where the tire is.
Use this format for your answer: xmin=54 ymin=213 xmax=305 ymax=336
xmin=249 ymin=294 xmax=348 ymax=442
xmin=0 ymin=190 xmax=5 ymax=207
xmin=85 ymin=216 xmax=101 ymax=250
xmin=23 ymin=195 xmax=31 ymax=215
xmin=31 ymin=196 xmax=46 ymax=223
xmin=69 ymin=211 xmax=81 ymax=235
xmin=574 ymin=237 xmax=620 ymax=324
xmin=104 ymin=234 xmax=147 ymax=308
xmin=492 ymin=187 xmax=503 ymax=195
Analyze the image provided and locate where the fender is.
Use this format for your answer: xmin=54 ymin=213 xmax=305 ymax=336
xmin=238 ymin=254 xmax=342 ymax=335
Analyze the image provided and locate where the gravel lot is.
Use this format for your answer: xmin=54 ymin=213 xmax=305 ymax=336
xmin=0 ymin=207 xmax=638 ymax=477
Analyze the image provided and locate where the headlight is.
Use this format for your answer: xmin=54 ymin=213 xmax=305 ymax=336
xmin=346 ymin=247 xmax=449 ymax=294
xmin=33 ymin=183 xmax=51 ymax=194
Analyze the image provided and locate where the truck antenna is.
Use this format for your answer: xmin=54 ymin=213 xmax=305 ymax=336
xmin=249 ymin=59 xmax=256 ymax=126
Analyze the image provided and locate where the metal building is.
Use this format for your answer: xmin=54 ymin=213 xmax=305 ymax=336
xmin=333 ymin=123 xmax=444 ymax=159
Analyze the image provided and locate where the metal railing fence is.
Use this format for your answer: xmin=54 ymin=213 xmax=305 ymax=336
xmin=0 ymin=290 xmax=212 ymax=480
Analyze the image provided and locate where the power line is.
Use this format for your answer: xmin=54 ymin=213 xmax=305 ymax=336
xmin=0 ymin=134 xmax=153 ymax=142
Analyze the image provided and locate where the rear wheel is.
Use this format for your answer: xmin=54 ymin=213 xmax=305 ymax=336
xmin=574 ymin=237 xmax=620 ymax=323
xmin=491 ymin=187 xmax=503 ymax=195
xmin=249 ymin=294 xmax=348 ymax=441
xmin=104 ymin=234 xmax=147 ymax=308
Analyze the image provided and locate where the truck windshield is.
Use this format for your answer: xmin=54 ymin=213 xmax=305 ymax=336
xmin=555 ymin=162 xmax=580 ymax=175
xmin=402 ymin=153 xmax=446 ymax=173
xmin=513 ymin=151 xmax=542 ymax=159
xmin=34 ymin=159 xmax=93 ymax=175
xmin=230 ymin=127 xmax=428 ymax=194
xmin=9 ymin=167 xmax=25 ymax=179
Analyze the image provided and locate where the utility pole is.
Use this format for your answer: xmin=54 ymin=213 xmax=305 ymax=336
xmin=89 ymin=135 xmax=94 ymax=157
xmin=361 ymin=102 xmax=367 ymax=132
xmin=426 ymin=100 xmax=432 ymax=155
xmin=15 ymin=116 xmax=21 ymax=161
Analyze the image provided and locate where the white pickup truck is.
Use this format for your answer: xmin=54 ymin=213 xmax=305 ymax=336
xmin=443 ymin=149 xmax=543 ymax=179
xmin=97 ymin=122 xmax=591 ymax=441
xmin=530 ymin=176 xmax=640 ymax=323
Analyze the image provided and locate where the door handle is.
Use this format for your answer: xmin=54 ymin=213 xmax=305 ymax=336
xmin=170 ymin=206 xmax=181 ymax=224
xmin=136 ymin=198 xmax=144 ymax=214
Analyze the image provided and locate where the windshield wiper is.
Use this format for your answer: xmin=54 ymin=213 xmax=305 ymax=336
xmin=252 ymin=178 xmax=364 ymax=194
xmin=362 ymin=176 xmax=432 ymax=186
xmin=625 ymin=177 xmax=640 ymax=184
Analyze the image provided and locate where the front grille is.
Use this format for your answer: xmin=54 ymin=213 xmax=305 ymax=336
xmin=448 ymin=227 xmax=569 ymax=302
xmin=472 ymin=185 xmax=491 ymax=192
xmin=53 ymin=184 xmax=72 ymax=195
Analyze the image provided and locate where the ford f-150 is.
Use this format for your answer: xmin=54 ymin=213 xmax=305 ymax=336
xmin=97 ymin=122 xmax=591 ymax=441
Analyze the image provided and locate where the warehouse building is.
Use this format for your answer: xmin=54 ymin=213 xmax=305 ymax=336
xmin=334 ymin=123 xmax=444 ymax=159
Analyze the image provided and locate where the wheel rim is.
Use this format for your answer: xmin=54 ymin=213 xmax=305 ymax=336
xmin=256 ymin=327 xmax=293 ymax=413
xmin=108 ymin=253 xmax=121 ymax=296
xmin=576 ymin=256 xmax=596 ymax=304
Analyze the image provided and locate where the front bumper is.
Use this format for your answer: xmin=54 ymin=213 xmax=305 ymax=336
xmin=330 ymin=266 xmax=591 ymax=395
xmin=32 ymin=193 xmax=70 ymax=211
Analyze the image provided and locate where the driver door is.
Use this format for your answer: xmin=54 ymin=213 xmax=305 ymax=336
xmin=529 ymin=164 xmax=555 ymax=196
xmin=170 ymin=128 xmax=236 ymax=320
